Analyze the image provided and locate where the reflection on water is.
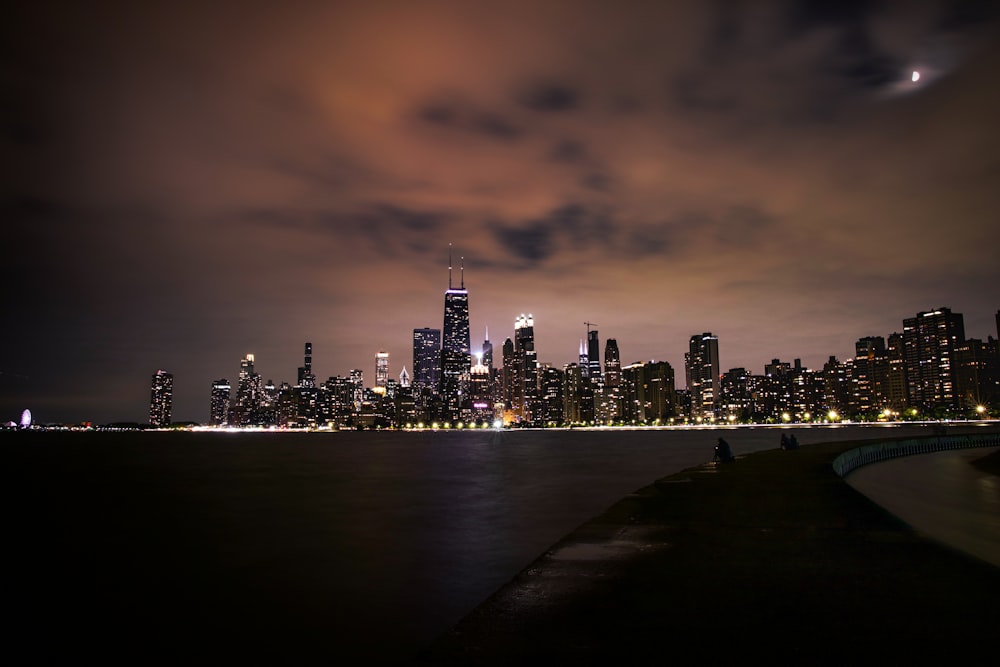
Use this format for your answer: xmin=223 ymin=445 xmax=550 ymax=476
xmin=5 ymin=423 xmax=993 ymax=662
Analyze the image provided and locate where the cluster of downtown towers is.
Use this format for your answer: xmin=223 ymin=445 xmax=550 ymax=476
xmin=148 ymin=268 xmax=1000 ymax=428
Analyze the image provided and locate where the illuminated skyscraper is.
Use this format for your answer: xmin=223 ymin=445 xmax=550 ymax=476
xmin=514 ymin=314 xmax=538 ymax=422
xmin=902 ymin=307 xmax=965 ymax=411
xmin=149 ymin=369 xmax=173 ymax=427
xmin=501 ymin=337 xmax=516 ymax=418
xmin=587 ymin=326 xmax=601 ymax=385
xmin=482 ymin=327 xmax=493 ymax=371
xmin=686 ymin=333 xmax=720 ymax=420
xmin=440 ymin=253 xmax=471 ymax=417
xmin=598 ymin=338 xmax=622 ymax=422
xmin=349 ymin=369 xmax=364 ymax=407
xmin=297 ymin=342 xmax=315 ymax=389
xmin=210 ymin=378 xmax=230 ymax=426
xmin=412 ymin=328 xmax=441 ymax=394
xmin=376 ymin=351 xmax=390 ymax=388
xmin=234 ymin=353 xmax=263 ymax=426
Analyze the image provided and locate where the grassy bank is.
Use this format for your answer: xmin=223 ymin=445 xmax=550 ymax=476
xmin=419 ymin=438 xmax=1000 ymax=665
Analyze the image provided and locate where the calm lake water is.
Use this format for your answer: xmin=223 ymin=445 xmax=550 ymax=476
xmin=3 ymin=424 xmax=988 ymax=662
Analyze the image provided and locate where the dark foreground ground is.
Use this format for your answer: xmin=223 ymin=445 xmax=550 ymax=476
xmin=418 ymin=438 xmax=1000 ymax=665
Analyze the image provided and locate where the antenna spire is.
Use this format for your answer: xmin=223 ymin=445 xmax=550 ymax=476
xmin=448 ymin=243 xmax=453 ymax=290
xmin=460 ymin=256 xmax=465 ymax=289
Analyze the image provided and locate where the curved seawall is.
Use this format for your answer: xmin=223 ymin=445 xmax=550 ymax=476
xmin=420 ymin=432 xmax=1000 ymax=664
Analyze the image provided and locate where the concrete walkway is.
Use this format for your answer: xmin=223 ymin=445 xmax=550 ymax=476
xmin=418 ymin=438 xmax=1000 ymax=664
xmin=847 ymin=446 xmax=1000 ymax=567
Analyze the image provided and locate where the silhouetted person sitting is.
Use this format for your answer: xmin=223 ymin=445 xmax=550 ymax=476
xmin=714 ymin=437 xmax=735 ymax=463
xmin=788 ymin=434 xmax=800 ymax=450
xmin=780 ymin=433 xmax=790 ymax=450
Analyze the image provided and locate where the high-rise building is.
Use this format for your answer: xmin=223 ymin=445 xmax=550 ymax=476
xmin=233 ymin=353 xmax=263 ymax=426
xmin=885 ymin=332 xmax=908 ymax=411
xmin=621 ymin=360 xmax=675 ymax=423
xmin=466 ymin=357 xmax=493 ymax=422
xmin=604 ymin=339 xmax=621 ymax=389
xmin=954 ymin=338 xmax=999 ymax=412
xmin=412 ymin=328 xmax=441 ymax=394
xmin=538 ymin=363 xmax=564 ymax=424
xmin=514 ymin=314 xmax=538 ymax=422
xmin=482 ymin=327 xmax=494 ymax=371
xmin=210 ymin=378 xmax=230 ymax=426
xmin=376 ymin=351 xmax=390 ymax=388
xmin=902 ymin=307 xmax=965 ymax=412
xmin=685 ymin=333 xmax=720 ymax=420
xmin=349 ymin=369 xmax=364 ymax=407
xmin=297 ymin=342 xmax=315 ymax=389
xmin=399 ymin=366 xmax=411 ymax=388
xmin=597 ymin=339 xmax=622 ymax=422
xmin=149 ymin=369 xmax=173 ymax=427
xmin=563 ymin=362 xmax=584 ymax=423
xmin=440 ymin=254 xmax=471 ymax=417
xmin=587 ymin=326 xmax=601 ymax=385
xmin=720 ymin=368 xmax=751 ymax=421
xmin=501 ymin=337 xmax=516 ymax=419
xmin=851 ymin=336 xmax=887 ymax=415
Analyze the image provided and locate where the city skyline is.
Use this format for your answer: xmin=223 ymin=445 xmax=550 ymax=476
xmin=149 ymin=300 xmax=1000 ymax=428
xmin=4 ymin=1 xmax=1000 ymax=423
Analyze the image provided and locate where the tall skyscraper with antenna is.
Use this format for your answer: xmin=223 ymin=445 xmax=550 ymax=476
xmin=441 ymin=247 xmax=471 ymax=418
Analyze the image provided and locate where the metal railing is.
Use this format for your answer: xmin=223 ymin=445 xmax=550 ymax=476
xmin=832 ymin=433 xmax=1000 ymax=478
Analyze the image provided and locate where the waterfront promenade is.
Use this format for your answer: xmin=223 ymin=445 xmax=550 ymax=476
xmin=419 ymin=435 xmax=1000 ymax=664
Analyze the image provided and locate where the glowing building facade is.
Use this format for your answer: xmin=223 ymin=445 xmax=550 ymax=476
xmin=149 ymin=369 xmax=173 ymax=427
xmin=902 ymin=308 xmax=965 ymax=411
xmin=375 ymin=351 xmax=390 ymax=388
xmin=440 ymin=258 xmax=471 ymax=418
xmin=210 ymin=378 xmax=230 ymax=426
xmin=686 ymin=333 xmax=720 ymax=420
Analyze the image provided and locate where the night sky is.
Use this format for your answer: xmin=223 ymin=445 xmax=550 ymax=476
xmin=4 ymin=0 xmax=999 ymax=424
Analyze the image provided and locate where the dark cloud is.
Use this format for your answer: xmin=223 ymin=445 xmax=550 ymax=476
xmin=414 ymin=100 xmax=522 ymax=141
xmin=785 ymin=0 xmax=879 ymax=32
xmin=418 ymin=103 xmax=459 ymax=126
xmin=671 ymin=73 xmax=740 ymax=114
xmin=516 ymin=81 xmax=582 ymax=112
xmin=4 ymin=0 xmax=1000 ymax=422
xmin=827 ymin=24 xmax=899 ymax=90
xmin=580 ymin=172 xmax=611 ymax=192
xmin=550 ymin=139 xmax=587 ymax=162
xmin=471 ymin=113 xmax=522 ymax=140
xmin=490 ymin=203 xmax=619 ymax=266
xmin=938 ymin=0 xmax=1000 ymax=30
xmin=492 ymin=220 xmax=555 ymax=264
